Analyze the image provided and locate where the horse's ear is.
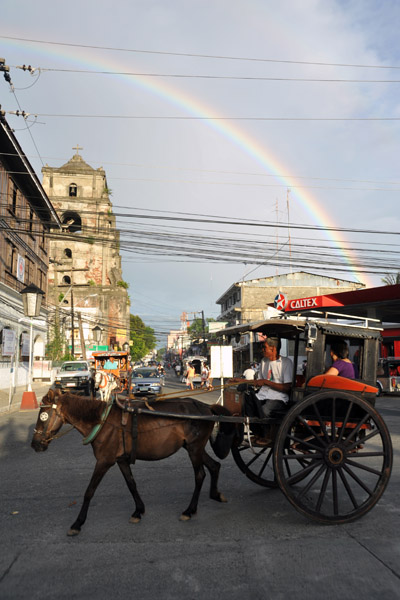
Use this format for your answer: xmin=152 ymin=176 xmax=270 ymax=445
xmin=47 ymin=388 xmax=54 ymax=401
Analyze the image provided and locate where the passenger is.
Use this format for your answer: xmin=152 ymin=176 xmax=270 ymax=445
xmin=325 ymin=340 xmax=356 ymax=379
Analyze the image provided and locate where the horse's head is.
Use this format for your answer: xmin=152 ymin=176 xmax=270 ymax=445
xmin=31 ymin=388 xmax=65 ymax=452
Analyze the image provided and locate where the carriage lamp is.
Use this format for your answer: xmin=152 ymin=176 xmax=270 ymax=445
xmin=305 ymin=323 xmax=318 ymax=351
xmin=122 ymin=342 xmax=129 ymax=352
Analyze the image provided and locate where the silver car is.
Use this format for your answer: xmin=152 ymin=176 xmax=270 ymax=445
xmin=131 ymin=367 xmax=164 ymax=396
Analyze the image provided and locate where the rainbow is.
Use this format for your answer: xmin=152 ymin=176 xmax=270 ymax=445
xmin=3 ymin=35 xmax=372 ymax=286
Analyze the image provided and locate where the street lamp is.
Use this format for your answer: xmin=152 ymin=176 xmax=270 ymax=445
xmin=92 ymin=325 xmax=102 ymax=345
xmin=20 ymin=284 xmax=44 ymax=401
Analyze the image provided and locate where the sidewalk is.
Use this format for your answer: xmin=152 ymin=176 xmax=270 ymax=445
xmin=0 ymin=380 xmax=53 ymax=414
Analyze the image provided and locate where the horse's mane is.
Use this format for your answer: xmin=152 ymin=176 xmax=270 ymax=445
xmin=59 ymin=393 xmax=104 ymax=423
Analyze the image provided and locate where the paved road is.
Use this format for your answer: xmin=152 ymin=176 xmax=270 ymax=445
xmin=0 ymin=374 xmax=399 ymax=600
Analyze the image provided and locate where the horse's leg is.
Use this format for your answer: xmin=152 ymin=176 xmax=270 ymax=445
xmin=117 ymin=458 xmax=145 ymax=523
xmin=68 ymin=460 xmax=113 ymax=536
xmin=202 ymin=449 xmax=227 ymax=503
xmin=180 ymin=446 xmax=207 ymax=521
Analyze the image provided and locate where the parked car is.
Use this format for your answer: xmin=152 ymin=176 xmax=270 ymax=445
xmin=377 ymin=358 xmax=400 ymax=395
xmin=54 ymin=360 xmax=94 ymax=394
xmin=130 ymin=367 xmax=164 ymax=396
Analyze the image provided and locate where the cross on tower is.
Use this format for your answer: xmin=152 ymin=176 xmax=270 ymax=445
xmin=72 ymin=144 xmax=83 ymax=154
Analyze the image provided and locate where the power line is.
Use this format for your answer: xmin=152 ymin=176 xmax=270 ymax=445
xmin=15 ymin=65 xmax=400 ymax=83
xmin=2 ymin=34 xmax=400 ymax=70
xmin=2 ymin=151 xmax=400 ymax=187
xmin=20 ymin=113 xmax=400 ymax=121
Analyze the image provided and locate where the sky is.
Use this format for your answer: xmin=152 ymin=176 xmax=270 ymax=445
xmin=2 ymin=0 xmax=400 ymax=344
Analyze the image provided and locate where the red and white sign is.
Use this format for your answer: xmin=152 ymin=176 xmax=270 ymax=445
xmin=17 ymin=254 xmax=25 ymax=283
xmin=274 ymin=292 xmax=287 ymax=310
xmin=286 ymin=296 xmax=321 ymax=311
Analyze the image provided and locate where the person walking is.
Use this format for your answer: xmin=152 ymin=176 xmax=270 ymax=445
xmin=200 ymin=363 xmax=209 ymax=388
xmin=186 ymin=362 xmax=195 ymax=391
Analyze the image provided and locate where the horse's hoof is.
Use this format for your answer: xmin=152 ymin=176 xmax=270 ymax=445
xmin=67 ymin=528 xmax=80 ymax=536
xmin=179 ymin=514 xmax=191 ymax=521
xmin=129 ymin=516 xmax=141 ymax=524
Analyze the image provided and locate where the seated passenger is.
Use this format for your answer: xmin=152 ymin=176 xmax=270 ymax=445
xmin=325 ymin=340 xmax=356 ymax=379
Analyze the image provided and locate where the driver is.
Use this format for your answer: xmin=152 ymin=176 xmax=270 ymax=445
xmin=229 ymin=337 xmax=293 ymax=445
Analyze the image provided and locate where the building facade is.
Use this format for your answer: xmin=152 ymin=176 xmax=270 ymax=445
xmin=0 ymin=116 xmax=61 ymax=400
xmin=42 ymin=150 xmax=130 ymax=357
xmin=216 ymin=271 xmax=365 ymax=326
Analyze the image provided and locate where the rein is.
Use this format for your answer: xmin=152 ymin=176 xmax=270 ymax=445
xmin=155 ymin=381 xmax=238 ymax=401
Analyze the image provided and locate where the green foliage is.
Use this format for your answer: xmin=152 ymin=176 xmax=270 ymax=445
xmin=58 ymin=293 xmax=65 ymax=303
xmin=88 ymin=279 xmax=95 ymax=286
xmin=86 ymin=236 xmax=95 ymax=245
xmin=103 ymin=187 xmax=113 ymax=196
xmin=117 ymin=280 xmax=129 ymax=289
xmin=46 ymin=322 xmax=70 ymax=361
xmin=381 ymin=273 xmax=400 ymax=285
xmin=188 ymin=316 xmax=215 ymax=339
xmin=129 ymin=314 xmax=157 ymax=361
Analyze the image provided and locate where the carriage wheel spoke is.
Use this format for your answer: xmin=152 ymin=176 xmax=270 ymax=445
xmin=256 ymin=449 xmax=274 ymax=478
xmin=332 ymin=469 xmax=339 ymax=515
xmin=331 ymin=398 xmax=336 ymax=442
xmin=311 ymin=402 xmax=330 ymax=443
xmin=346 ymin=451 xmax=384 ymax=458
xmin=296 ymin=415 xmax=326 ymax=442
xmin=283 ymin=452 xmax=323 ymax=460
xmin=239 ymin=447 xmax=268 ymax=469
xmin=342 ymin=464 xmax=374 ymax=496
xmin=285 ymin=458 xmax=321 ymax=485
xmin=338 ymin=467 xmax=359 ymax=510
xmin=347 ymin=428 xmax=379 ymax=450
xmin=316 ymin=468 xmax=331 ymax=512
xmin=296 ymin=464 xmax=326 ymax=500
xmin=343 ymin=413 xmax=370 ymax=445
xmin=338 ymin=401 xmax=353 ymax=442
xmin=288 ymin=434 xmax=325 ymax=452
xmin=345 ymin=458 xmax=382 ymax=477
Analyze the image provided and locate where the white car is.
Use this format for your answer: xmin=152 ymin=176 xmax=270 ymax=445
xmin=54 ymin=361 xmax=94 ymax=395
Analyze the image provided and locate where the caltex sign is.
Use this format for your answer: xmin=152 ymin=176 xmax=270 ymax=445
xmin=274 ymin=292 xmax=287 ymax=310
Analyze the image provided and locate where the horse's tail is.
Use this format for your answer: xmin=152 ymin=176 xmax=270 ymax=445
xmin=209 ymin=404 xmax=238 ymax=460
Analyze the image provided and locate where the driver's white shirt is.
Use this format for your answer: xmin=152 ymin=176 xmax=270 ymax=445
xmin=256 ymin=356 xmax=293 ymax=403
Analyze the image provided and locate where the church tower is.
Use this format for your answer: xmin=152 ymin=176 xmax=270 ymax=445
xmin=42 ymin=148 xmax=130 ymax=356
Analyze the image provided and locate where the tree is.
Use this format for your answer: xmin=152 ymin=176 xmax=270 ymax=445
xmin=129 ymin=314 xmax=157 ymax=361
xmin=381 ymin=273 xmax=400 ymax=286
xmin=188 ymin=317 xmax=215 ymax=339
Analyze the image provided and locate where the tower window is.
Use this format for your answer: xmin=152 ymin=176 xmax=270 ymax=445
xmin=69 ymin=183 xmax=77 ymax=197
xmin=62 ymin=275 xmax=71 ymax=285
xmin=64 ymin=248 xmax=72 ymax=258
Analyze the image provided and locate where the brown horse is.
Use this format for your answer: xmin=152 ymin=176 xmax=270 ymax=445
xmin=31 ymin=389 xmax=229 ymax=536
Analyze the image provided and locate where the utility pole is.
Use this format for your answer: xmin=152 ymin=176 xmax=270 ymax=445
xmin=201 ymin=310 xmax=207 ymax=357
xmin=71 ymin=288 xmax=75 ymax=357
xmin=77 ymin=312 xmax=87 ymax=360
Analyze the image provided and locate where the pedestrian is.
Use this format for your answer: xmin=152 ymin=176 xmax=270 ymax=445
xmin=200 ymin=363 xmax=209 ymax=388
xmin=186 ymin=362 xmax=195 ymax=391
xmin=242 ymin=363 xmax=256 ymax=380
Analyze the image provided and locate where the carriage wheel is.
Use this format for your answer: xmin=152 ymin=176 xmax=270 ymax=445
xmin=231 ymin=430 xmax=279 ymax=488
xmin=273 ymin=391 xmax=393 ymax=524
